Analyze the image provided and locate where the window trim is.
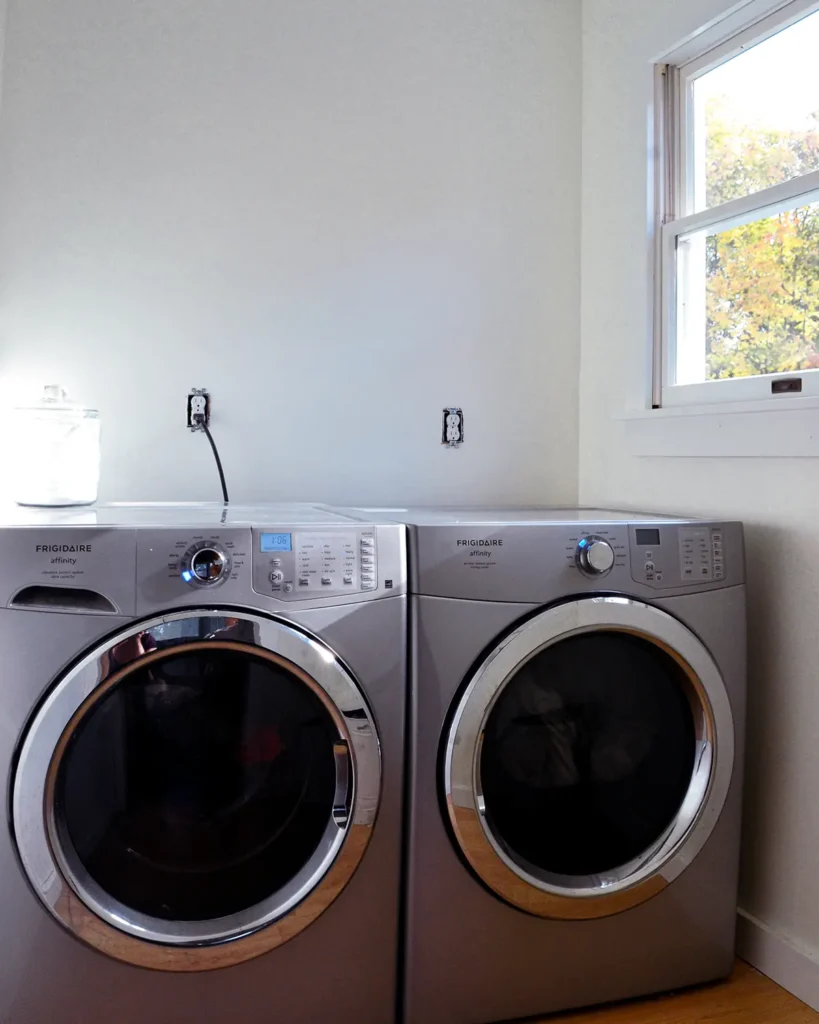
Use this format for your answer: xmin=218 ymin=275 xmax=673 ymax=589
xmin=655 ymin=0 xmax=819 ymax=409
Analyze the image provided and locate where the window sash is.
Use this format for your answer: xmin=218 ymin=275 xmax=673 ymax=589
xmin=661 ymin=177 xmax=819 ymax=405
xmin=662 ymin=368 xmax=819 ymax=408
xmin=669 ymin=169 xmax=819 ymax=249
xmin=674 ymin=0 xmax=819 ymax=219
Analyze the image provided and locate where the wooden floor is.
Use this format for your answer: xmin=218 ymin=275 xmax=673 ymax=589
xmin=536 ymin=961 xmax=817 ymax=1023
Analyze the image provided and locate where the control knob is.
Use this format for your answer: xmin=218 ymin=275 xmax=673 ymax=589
xmin=575 ymin=537 xmax=615 ymax=577
xmin=182 ymin=545 xmax=230 ymax=587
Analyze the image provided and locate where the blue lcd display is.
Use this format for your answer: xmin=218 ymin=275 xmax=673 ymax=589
xmin=260 ymin=532 xmax=292 ymax=552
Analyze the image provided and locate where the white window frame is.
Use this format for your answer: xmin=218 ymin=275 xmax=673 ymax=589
xmin=656 ymin=0 xmax=819 ymax=409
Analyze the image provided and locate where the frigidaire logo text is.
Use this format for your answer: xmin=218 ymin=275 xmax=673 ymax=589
xmin=36 ymin=544 xmax=91 ymax=552
xmin=456 ymin=539 xmax=502 ymax=547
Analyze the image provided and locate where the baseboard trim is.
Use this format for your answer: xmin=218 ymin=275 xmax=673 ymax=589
xmin=737 ymin=908 xmax=819 ymax=1010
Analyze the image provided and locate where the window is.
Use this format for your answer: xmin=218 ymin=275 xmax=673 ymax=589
xmin=657 ymin=0 xmax=819 ymax=407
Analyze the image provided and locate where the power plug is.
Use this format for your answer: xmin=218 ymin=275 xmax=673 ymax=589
xmin=187 ymin=389 xmax=210 ymax=430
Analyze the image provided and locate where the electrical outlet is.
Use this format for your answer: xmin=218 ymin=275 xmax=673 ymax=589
xmin=187 ymin=388 xmax=210 ymax=430
xmin=442 ymin=407 xmax=464 ymax=448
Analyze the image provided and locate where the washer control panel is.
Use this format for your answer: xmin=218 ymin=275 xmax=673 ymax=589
xmin=134 ymin=523 xmax=400 ymax=610
xmin=252 ymin=528 xmax=379 ymax=599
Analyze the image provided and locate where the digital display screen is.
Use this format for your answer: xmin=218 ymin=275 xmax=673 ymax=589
xmin=635 ymin=528 xmax=661 ymax=547
xmin=260 ymin=533 xmax=292 ymax=552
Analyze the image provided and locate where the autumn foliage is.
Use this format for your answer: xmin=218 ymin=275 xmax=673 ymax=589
xmin=705 ymin=97 xmax=819 ymax=379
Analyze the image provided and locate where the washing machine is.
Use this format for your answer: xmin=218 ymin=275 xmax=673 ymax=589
xmin=399 ymin=507 xmax=746 ymax=1024
xmin=0 ymin=503 xmax=406 ymax=1024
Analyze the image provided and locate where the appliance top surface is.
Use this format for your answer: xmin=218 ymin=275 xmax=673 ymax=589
xmin=343 ymin=506 xmax=700 ymax=525
xmin=0 ymin=502 xmax=373 ymax=528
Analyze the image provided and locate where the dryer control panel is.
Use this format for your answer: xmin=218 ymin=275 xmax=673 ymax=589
xmin=629 ymin=524 xmax=726 ymax=588
xmin=251 ymin=528 xmax=379 ymax=599
xmin=408 ymin=515 xmax=743 ymax=602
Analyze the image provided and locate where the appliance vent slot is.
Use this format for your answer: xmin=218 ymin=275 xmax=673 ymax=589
xmin=10 ymin=585 xmax=117 ymax=614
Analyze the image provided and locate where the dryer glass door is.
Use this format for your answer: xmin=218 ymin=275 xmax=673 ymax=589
xmin=444 ymin=597 xmax=734 ymax=920
xmin=13 ymin=611 xmax=381 ymax=971
xmin=480 ymin=630 xmax=696 ymax=878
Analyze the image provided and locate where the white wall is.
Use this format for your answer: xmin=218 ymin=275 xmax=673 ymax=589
xmin=581 ymin=0 xmax=819 ymax=997
xmin=0 ymin=0 xmax=580 ymax=506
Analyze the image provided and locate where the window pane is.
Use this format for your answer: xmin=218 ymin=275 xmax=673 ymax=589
xmin=693 ymin=10 xmax=819 ymax=212
xmin=676 ymin=200 xmax=819 ymax=384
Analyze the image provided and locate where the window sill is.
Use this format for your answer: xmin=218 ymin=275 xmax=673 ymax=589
xmin=618 ymin=397 xmax=819 ymax=457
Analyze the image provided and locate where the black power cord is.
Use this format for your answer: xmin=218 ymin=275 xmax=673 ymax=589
xmin=194 ymin=414 xmax=229 ymax=504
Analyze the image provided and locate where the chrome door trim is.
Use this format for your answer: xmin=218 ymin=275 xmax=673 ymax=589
xmin=444 ymin=596 xmax=734 ymax=920
xmin=13 ymin=609 xmax=381 ymax=971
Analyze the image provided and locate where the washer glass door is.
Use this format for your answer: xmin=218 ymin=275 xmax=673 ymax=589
xmin=13 ymin=611 xmax=381 ymax=971
xmin=444 ymin=597 xmax=734 ymax=919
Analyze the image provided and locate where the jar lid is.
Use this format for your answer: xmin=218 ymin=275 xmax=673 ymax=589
xmin=15 ymin=385 xmax=100 ymax=417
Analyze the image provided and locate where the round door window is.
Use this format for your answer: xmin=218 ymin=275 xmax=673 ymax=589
xmin=13 ymin=611 xmax=381 ymax=971
xmin=480 ymin=632 xmax=696 ymax=879
xmin=55 ymin=647 xmax=339 ymax=922
xmin=444 ymin=598 xmax=734 ymax=920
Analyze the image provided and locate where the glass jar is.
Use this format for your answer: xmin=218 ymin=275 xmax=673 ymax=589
xmin=12 ymin=386 xmax=101 ymax=506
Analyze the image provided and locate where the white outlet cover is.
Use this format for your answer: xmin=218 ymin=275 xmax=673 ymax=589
xmin=442 ymin=407 xmax=463 ymax=446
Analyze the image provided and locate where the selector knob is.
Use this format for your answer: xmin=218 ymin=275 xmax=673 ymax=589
xmin=576 ymin=537 xmax=615 ymax=577
xmin=182 ymin=545 xmax=229 ymax=587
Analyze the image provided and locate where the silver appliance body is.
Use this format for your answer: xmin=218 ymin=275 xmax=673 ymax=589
xmin=0 ymin=503 xmax=407 ymax=1024
xmin=397 ymin=507 xmax=746 ymax=1024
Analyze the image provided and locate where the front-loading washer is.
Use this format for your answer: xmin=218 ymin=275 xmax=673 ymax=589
xmin=394 ymin=507 xmax=745 ymax=1024
xmin=0 ymin=503 xmax=406 ymax=1024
